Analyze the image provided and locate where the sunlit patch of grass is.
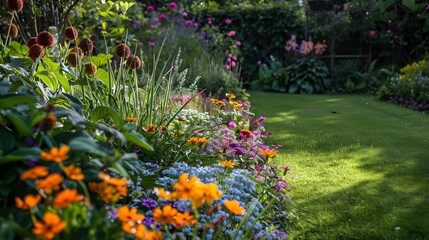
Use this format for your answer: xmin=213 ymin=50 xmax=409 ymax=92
xmin=250 ymin=92 xmax=429 ymax=239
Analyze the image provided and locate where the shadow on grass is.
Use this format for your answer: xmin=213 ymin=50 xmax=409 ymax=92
xmin=250 ymin=93 xmax=429 ymax=239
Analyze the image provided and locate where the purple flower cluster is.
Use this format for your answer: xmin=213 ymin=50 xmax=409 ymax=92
xmin=387 ymin=96 xmax=429 ymax=113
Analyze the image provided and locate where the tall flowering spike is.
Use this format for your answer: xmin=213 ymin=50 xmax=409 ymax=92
xmin=67 ymin=52 xmax=80 ymax=68
xmin=7 ymin=0 xmax=23 ymax=12
xmin=4 ymin=23 xmax=19 ymax=38
xmin=115 ymin=43 xmax=130 ymax=58
xmin=28 ymin=44 xmax=46 ymax=60
xmin=79 ymin=38 xmax=94 ymax=53
xmin=64 ymin=27 xmax=78 ymax=41
xmin=27 ymin=37 xmax=38 ymax=48
xmin=84 ymin=63 xmax=97 ymax=76
xmin=32 ymin=212 xmax=66 ymax=240
xmin=126 ymin=55 xmax=141 ymax=69
xmin=37 ymin=31 xmax=55 ymax=47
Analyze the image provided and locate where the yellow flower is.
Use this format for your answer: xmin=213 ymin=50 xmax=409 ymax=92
xmin=63 ymin=165 xmax=85 ymax=180
xmin=20 ymin=166 xmax=49 ymax=181
xmin=52 ymin=189 xmax=84 ymax=209
xmin=258 ymin=149 xmax=277 ymax=158
xmin=224 ymin=200 xmax=245 ymax=215
xmin=40 ymin=146 xmax=70 ymax=162
xmin=36 ymin=173 xmax=64 ymax=195
xmin=201 ymin=183 xmax=222 ymax=206
xmin=219 ymin=160 xmax=236 ymax=168
xmin=187 ymin=137 xmax=208 ymax=144
xmin=15 ymin=194 xmax=41 ymax=210
xmin=211 ymin=98 xmax=226 ymax=107
xmin=230 ymin=101 xmax=243 ymax=108
xmin=153 ymin=205 xmax=178 ymax=225
xmin=226 ymin=93 xmax=236 ymax=99
xmin=32 ymin=212 xmax=66 ymax=240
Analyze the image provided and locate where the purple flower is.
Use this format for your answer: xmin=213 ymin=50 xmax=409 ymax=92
xmin=181 ymin=11 xmax=188 ymax=17
xmin=149 ymin=42 xmax=156 ymax=48
xmin=185 ymin=20 xmax=193 ymax=26
xmin=159 ymin=14 xmax=167 ymax=21
xmin=168 ymin=2 xmax=177 ymax=10
xmin=133 ymin=19 xmax=141 ymax=26
xmin=255 ymin=164 xmax=263 ymax=172
xmin=274 ymin=230 xmax=288 ymax=239
xmin=257 ymin=116 xmax=266 ymax=121
xmin=147 ymin=5 xmax=155 ymax=12
xmin=225 ymin=19 xmax=232 ymax=25
xmin=231 ymin=61 xmax=236 ymax=67
xmin=142 ymin=198 xmax=158 ymax=209
xmin=229 ymin=142 xmax=240 ymax=148
xmin=28 ymin=158 xmax=36 ymax=167
xmin=143 ymin=217 xmax=155 ymax=226
xmin=228 ymin=121 xmax=236 ymax=128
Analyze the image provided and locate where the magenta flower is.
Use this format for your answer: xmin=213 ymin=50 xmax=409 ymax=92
xmin=168 ymin=2 xmax=177 ymax=10
xmin=181 ymin=11 xmax=188 ymax=17
xmin=228 ymin=122 xmax=236 ymax=128
xmin=225 ymin=19 xmax=232 ymax=25
xmin=147 ymin=5 xmax=154 ymax=12
xmin=227 ymin=31 xmax=236 ymax=37
xmin=231 ymin=61 xmax=236 ymax=67
xmin=226 ymin=65 xmax=231 ymax=70
xmin=150 ymin=24 xmax=155 ymax=29
xmin=185 ymin=20 xmax=193 ymax=26
xmin=228 ymin=53 xmax=233 ymax=58
xmin=159 ymin=14 xmax=167 ymax=21
xmin=207 ymin=18 xmax=212 ymax=25
xmin=236 ymin=40 xmax=241 ymax=46
xmin=149 ymin=42 xmax=156 ymax=48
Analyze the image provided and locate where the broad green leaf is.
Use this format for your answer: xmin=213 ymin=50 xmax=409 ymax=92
xmin=402 ymin=0 xmax=417 ymax=11
xmin=0 ymin=148 xmax=41 ymax=164
xmin=110 ymin=162 xmax=129 ymax=178
xmin=123 ymin=132 xmax=153 ymax=151
xmin=69 ymin=137 xmax=109 ymax=157
xmin=0 ymin=94 xmax=37 ymax=109
xmin=36 ymin=71 xmax=57 ymax=90
xmin=95 ymin=68 xmax=112 ymax=87
xmin=54 ymin=71 xmax=72 ymax=94
xmin=4 ymin=113 xmax=32 ymax=137
xmin=0 ymin=126 xmax=16 ymax=153
xmin=90 ymin=106 xmax=123 ymax=127
xmin=80 ymin=121 xmax=126 ymax=144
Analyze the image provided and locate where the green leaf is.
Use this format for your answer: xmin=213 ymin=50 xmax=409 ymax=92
xmin=69 ymin=137 xmax=109 ymax=157
xmin=4 ymin=113 xmax=32 ymax=137
xmin=95 ymin=68 xmax=112 ymax=87
xmin=54 ymin=71 xmax=72 ymax=94
xmin=402 ymin=0 xmax=417 ymax=11
xmin=123 ymin=131 xmax=153 ymax=151
xmin=91 ymin=54 xmax=113 ymax=67
xmin=0 ymin=148 xmax=41 ymax=164
xmin=288 ymin=83 xmax=298 ymax=93
xmin=80 ymin=121 xmax=126 ymax=144
xmin=90 ymin=106 xmax=123 ymax=127
xmin=110 ymin=162 xmax=129 ymax=178
xmin=36 ymin=70 xmax=57 ymax=90
xmin=0 ymin=94 xmax=37 ymax=109
xmin=0 ymin=126 xmax=16 ymax=153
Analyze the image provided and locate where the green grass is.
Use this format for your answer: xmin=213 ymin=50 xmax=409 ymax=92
xmin=250 ymin=92 xmax=429 ymax=240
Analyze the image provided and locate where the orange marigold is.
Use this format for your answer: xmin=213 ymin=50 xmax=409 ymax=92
xmin=36 ymin=173 xmax=64 ymax=194
xmin=40 ymin=145 xmax=70 ymax=162
xmin=32 ymin=212 xmax=66 ymax=240
xmin=224 ymin=200 xmax=245 ymax=215
xmin=145 ymin=124 xmax=156 ymax=133
xmin=258 ymin=149 xmax=277 ymax=158
xmin=117 ymin=205 xmax=144 ymax=224
xmin=63 ymin=165 xmax=84 ymax=181
xmin=52 ymin=189 xmax=84 ymax=208
xmin=153 ymin=205 xmax=178 ymax=225
xmin=174 ymin=212 xmax=197 ymax=229
xmin=20 ymin=166 xmax=49 ymax=181
xmin=88 ymin=173 xmax=128 ymax=203
xmin=155 ymin=188 xmax=172 ymax=201
xmin=219 ymin=160 xmax=236 ymax=168
xmin=125 ymin=116 xmax=139 ymax=122
xmin=15 ymin=194 xmax=41 ymax=210
xmin=172 ymin=174 xmax=205 ymax=201
xmin=211 ymin=98 xmax=226 ymax=107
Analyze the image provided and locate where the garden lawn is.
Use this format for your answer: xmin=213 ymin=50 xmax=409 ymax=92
xmin=250 ymin=92 xmax=429 ymax=240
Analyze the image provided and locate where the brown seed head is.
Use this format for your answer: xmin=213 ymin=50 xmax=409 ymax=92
xmin=28 ymin=44 xmax=46 ymax=60
xmin=64 ymin=27 xmax=78 ymax=41
xmin=70 ymin=47 xmax=84 ymax=59
xmin=67 ymin=52 xmax=80 ymax=68
xmin=84 ymin=63 xmax=97 ymax=76
xmin=115 ymin=43 xmax=130 ymax=58
xmin=4 ymin=23 xmax=19 ymax=38
xmin=126 ymin=55 xmax=141 ymax=69
xmin=37 ymin=31 xmax=55 ymax=47
xmin=27 ymin=37 xmax=38 ymax=48
xmin=39 ymin=114 xmax=57 ymax=132
xmin=79 ymin=38 xmax=93 ymax=53
xmin=7 ymin=0 xmax=23 ymax=12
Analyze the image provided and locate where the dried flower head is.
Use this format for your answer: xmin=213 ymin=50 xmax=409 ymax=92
xmin=67 ymin=52 xmax=80 ymax=68
xmin=79 ymin=38 xmax=94 ymax=53
xmin=38 ymin=114 xmax=57 ymax=132
xmin=28 ymin=44 xmax=46 ymax=60
xmin=64 ymin=27 xmax=78 ymax=41
xmin=4 ymin=23 xmax=19 ymax=38
xmin=7 ymin=0 xmax=23 ymax=12
xmin=37 ymin=31 xmax=55 ymax=47
xmin=84 ymin=63 xmax=97 ymax=75
xmin=115 ymin=43 xmax=130 ymax=58
xmin=126 ymin=55 xmax=141 ymax=69
xmin=70 ymin=47 xmax=84 ymax=58
xmin=27 ymin=37 xmax=38 ymax=48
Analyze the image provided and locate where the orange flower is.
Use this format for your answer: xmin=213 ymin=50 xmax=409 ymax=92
xmin=230 ymin=101 xmax=243 ymax=108
xmin=63 ymin=165 xmax=84 ymax=180
xmin=155 ymin=188 xmax=172 ymax=201
xmin=52 ymin=189 xmax=84 ymax=208
xmin=117 ymin=205 xmax=144 ymax=224
xmin=187 ymin=137 xmax=207 ymax=144
xmin=20 ymin=166 xmax=49 ymax=181
xmin=145 ymin=231 xmax=163 ymax=240
xmin=224 ymin=200 xmax=245 ymax=215
xmin=226 ymin=93 xmax=236 ymax=99
xmin=258 ymin=149 xmax=277 ymax=158
xmin=219 ymin=160 xmax=236 ymax=168
xmin=197 ymin=138 xmax=208 ymax=144
xmin=145 ymin=124 xmax=156 ymax=133
xmin=40 ymin=146 xmax=70 ymax=162
xmin=174 ymin=212 xmax=197 ymax=229
xmin=201 ymin=183 xmax=222 ymax=206
xmin=32 ymin=212 xmax=66 ymax=239
xmin=15 ymin=194 xmax=41 ymax=210
xmin=172 ymin=174 xmax=205 ymax=201
xmin=36 ymin=173 xmax=64 ymax=194
xmin=88 ymin=173 xmax=127 ymax=203
xmin=153 ymin=205 xmax=178 ymax=225
xmin=211 ymin=98 xmax=226 ymax=107
xmin=239 ymin=130 xmax=252 ymax=138
xmin=159 ymin=126 xmax=168 ymax=132
xmin=125 ymin=116 xmax=139 ymax=122
xmin=122 ymin=223 xmax=149 ymax=238
xmin=39 ymin=114 xmax=57 ymax=132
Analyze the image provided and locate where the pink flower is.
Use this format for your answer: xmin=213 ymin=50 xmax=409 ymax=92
xmin=181 ymin=11 xmax=188 ymax=17
xmin=236 ymin=41 xmax=241 ymax=46
xmin=225 ymin=19 xmax=232 ymax=25
xmin=314 ymin=43 xmax=327 ymax=55
xmin=228 ymin=53 xmax=233 ymax=58
xmin=159 ymin=14 xmax=167 ymax=21
xmin=168 ymin=2 xmax=177 ymax=10
xmin=231 ymin=61 xmax=236 ymax=67
xmin=232 ymin=56 xmax=237 ymax=61
xmin=228 ymin=122 xmax=236 ymax=128
xmin=147 ymin=5 xmax=154 ymax=12
xmin=185 ymin=20 xmax=193 ymax=26
xmin=226 ymin=65 xmax=231 ymax=70
xmin=207 ymin=18 xmax=213 ymax=24
xmin=149 ymin=42 xmax=156 ymax=48
xmin=150 ymin=24 xmax=155 ymax=29
xmin=227 ymin=31 xmax=236 ymax=37
xmin=343 ymin=5 xmax=349 ymax=11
